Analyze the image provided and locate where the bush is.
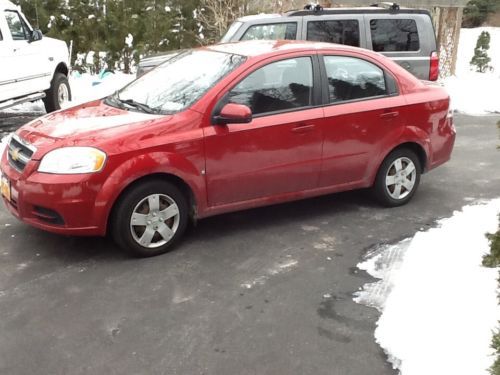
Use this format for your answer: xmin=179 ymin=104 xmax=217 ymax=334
xmin=470 ymin=31 xmax=492 ymax=73
xmin=462 ymin=0 xmax=499 ymax=27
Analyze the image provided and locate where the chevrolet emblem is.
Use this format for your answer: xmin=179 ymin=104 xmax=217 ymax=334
xmin=9 ymin=147 xmax=21 ymax=162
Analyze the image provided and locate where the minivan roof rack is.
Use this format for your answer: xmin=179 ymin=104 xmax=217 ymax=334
xmin=303 ymin=3 xmax=323 ymax=12
xmin=370 ymin=2 xmax=400 ymax=10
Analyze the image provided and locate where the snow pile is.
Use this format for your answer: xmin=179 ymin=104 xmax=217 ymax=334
xmin=4 ymin=72 xmax=135 ymax=114
xmin=443 ymin=27 xmax=500 ymax=114
xmin=355 ymin=199 xmax=500 ymax=375
xmin=64 ymin=72 xmax=135 ymax=108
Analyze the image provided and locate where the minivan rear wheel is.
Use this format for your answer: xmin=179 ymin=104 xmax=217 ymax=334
xmin=111 ymin=180 xmax=189 ymax=257
xmin=373 ymin=148 xmax=421 ymax=207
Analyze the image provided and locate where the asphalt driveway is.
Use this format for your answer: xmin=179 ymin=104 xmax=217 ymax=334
xmin=0 ymin=113 xmax=499 ymax=375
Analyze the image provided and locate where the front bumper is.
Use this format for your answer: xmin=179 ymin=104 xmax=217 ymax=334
xmin=1 ymin=154 xmax=105 ymax=236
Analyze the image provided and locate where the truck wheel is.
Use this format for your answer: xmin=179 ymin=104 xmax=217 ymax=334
xmin=373 ymin=148 xmax=421 ymax=207
xmin=111 ymin=180 xmax=189 ymax=257
xmin=43 ymin=73 xmax=71 ymax=113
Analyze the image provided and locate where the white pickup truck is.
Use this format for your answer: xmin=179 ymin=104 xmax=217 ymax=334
xmin=0 ymin=0 xmax=71 ymax=112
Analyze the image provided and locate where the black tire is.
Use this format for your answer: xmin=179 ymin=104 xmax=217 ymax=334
xmin=43 ymin=73 xmax=71 ymax=113
xmin=373 ymin=148 xmax=421 ymax=207
xmin=111 ymin=180 xmax=189 ymax=257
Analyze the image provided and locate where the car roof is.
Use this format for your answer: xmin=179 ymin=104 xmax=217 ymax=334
xmin=207 ymin=40 xmax=375 ymax=59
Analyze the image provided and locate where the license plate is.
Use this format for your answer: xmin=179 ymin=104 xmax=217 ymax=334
xmin=0 ymin=174 xmax=11 ymax=202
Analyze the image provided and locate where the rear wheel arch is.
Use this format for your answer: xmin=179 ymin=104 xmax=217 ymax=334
xmin=377 ymin=142 xmax=428 ymax=177
xmin=54 ymin=62 xmax=69 ymax=77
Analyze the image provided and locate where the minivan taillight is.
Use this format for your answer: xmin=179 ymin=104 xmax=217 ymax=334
xmin=429 ymin=51 xmax=439 ymax=81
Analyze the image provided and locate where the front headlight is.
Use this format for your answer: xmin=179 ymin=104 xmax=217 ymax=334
xmin=38 ymin=147 xmax=107 ymax=174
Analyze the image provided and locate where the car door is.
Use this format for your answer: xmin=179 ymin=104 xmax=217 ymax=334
xmin=2 ymin=10 xmax=49 ymax=97
xmin=203 ymin=55 xmax=324 ymax=207
xmin=318 ymin=54 xmax=406 ymax=187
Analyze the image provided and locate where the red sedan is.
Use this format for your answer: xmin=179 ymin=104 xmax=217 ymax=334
xmin=0 ymin=41 xmax=455 ymax=257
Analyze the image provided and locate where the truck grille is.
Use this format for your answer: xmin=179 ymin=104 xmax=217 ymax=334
xmin=7 ymin=135 xmax=36 ymax=172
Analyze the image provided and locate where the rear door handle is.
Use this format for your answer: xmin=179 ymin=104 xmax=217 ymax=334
xmin=291 ymin=124 xmax=316 ymax=133
xmin=379 ymin=111 xmax=399 ymax=119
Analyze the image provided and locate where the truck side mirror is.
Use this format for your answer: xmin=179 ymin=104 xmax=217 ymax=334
xmin=29 ymin=29 xmax=43 ymax=43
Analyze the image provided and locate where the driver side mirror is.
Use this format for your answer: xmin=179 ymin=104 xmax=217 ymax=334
xmin=29 ymin=29 xmax=43 ymax=43
xmin=214 ymin=103 xmax=252 ymax=125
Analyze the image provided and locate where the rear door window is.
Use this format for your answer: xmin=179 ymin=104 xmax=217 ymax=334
xmin=370 ymin=19 xmax=420 ymax=52
xmin=307 ymin=20 xmax=360 ymax=47
xmin=323 ymin=56 xmax=387 ymax=103
xmin=241 ymin=23 xmax=297 ymax=41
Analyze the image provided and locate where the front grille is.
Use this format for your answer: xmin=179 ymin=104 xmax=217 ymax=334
xmin=7 ymin=135 xmax=35 ymax=172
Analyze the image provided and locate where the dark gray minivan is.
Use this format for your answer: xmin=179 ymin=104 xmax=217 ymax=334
xmin=138 ymin=5 xmax=439 ymax=81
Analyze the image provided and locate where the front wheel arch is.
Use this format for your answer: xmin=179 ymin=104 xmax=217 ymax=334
xmin=107 ymin=173 xmax=197 ymax=236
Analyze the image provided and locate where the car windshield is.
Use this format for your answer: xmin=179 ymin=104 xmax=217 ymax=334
xmin=113 ymin=50 xmax=245 ymax=114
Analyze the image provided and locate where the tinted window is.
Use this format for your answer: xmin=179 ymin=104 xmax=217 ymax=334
xmin=229 ymin=57 xmax=313 ymax=115
xmin=5 ymin=11 xmax=29 ymax=40
xmin=324 ymin=56 xmax=387 ymax=103
xmin=370 ymin=19 xmax=420 ymax=52
xmin=307 ymin=20 xmax=359 ymax=47
xmin=241 ymin=23 xmax=297 ymax=41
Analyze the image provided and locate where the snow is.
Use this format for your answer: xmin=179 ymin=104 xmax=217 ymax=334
xmin=3 ymin=72 xmax=134 ymax=114
xmin=125 ymin=33 xmax=133 ymax=49
xmin=443 ymin=27 xmax=500 ymax=114
xmin=355 ymin=199 xmax=500 ymax=375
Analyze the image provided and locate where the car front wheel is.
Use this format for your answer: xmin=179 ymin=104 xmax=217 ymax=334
xmin=111 ymin=180 xmax=189 ymax=257
xmin=373 ymin=148 xmax=421 ymax=207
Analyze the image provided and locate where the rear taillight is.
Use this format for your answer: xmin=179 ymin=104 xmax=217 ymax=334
xmin=429 ymin=51 xmax=439 ymax=81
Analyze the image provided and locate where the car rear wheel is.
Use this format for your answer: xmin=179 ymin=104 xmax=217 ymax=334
xmin=43 ymin=73 xmax=71 ymax=113
xmin=373 ymin=148 xmax=421 ymax=207
xmin=111 ymin=180 xmax=189 ymax=257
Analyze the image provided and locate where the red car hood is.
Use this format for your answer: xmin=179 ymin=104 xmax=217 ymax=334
xmin=17 ymin=100 xmax=169 ymax=151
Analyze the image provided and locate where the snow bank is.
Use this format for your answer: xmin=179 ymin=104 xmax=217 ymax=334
xmin=443 ymin=27 xmax=500 ymax=114
xmin=355 ymin=199 xmax=500 ymax=375
xmin=3 ymin=72 xmax=135 ymax=114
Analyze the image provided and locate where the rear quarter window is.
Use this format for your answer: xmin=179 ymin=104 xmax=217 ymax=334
xmin=370 ymin=19 xmax=420 ymax=52
xmin=307 ymin=20 xmax=360 ymax=47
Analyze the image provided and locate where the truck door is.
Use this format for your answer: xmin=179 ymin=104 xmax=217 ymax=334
xmin=1 ymin=10 xmax=50 ymax=100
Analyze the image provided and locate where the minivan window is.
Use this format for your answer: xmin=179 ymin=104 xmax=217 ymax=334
xmin=221 ymin=21 xmax=243 ymax=43
xmin=241 ymin=23 xmax=297 ymax=41
xmin=323 ymin=56 xmax=387 ymax=103
xmin=370 ymin=19 xmax=420 ymax=52
xmin=307 ymin=20 xmax=359 ymax=47
xmin=5 ymin=11 xmax=29 ymax=40
xmin=228 ymin=57 xmax=313 ymax=115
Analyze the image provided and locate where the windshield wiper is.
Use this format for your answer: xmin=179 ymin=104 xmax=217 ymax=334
xmin=118 ymin=98 xmax=161 ymax=114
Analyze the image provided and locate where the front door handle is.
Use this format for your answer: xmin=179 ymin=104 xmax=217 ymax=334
xmin=379 ymin=111 xmax=399 ymax=119
xmin=291 ymin=124 xmax=316 ymax=133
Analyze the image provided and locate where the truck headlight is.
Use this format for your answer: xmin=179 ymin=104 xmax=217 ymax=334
xmin=38 ymin=147 xmax=106 ymax=174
